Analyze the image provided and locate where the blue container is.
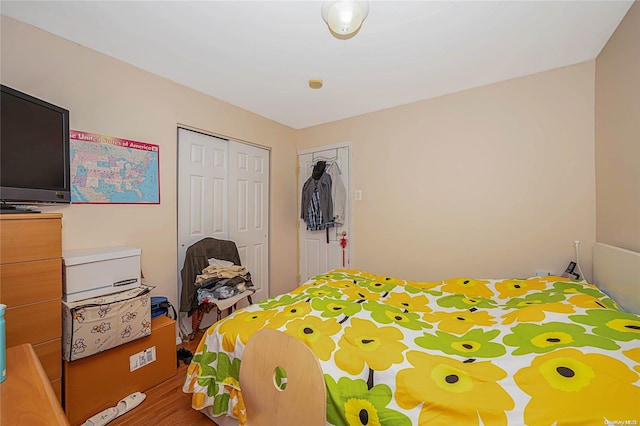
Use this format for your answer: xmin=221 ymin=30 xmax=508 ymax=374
xmin=0 ymin=303 xmax=6 ymax=383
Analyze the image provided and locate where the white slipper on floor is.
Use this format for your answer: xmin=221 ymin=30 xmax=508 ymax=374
xmin=82 ymin=407 xmax=118 ymax=426
xmin=115 ymin=391 xmax=146 ymax=417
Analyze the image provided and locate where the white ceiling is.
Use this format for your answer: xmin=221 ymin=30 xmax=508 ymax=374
xmin=1 ymin=1 xmax=633 ymax=129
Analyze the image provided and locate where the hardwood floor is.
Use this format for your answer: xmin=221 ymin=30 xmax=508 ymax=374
xmin=109 ymin=330 xmax=219 ymax=426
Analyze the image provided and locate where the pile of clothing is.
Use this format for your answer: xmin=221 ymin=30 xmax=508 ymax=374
xmin=301 ymin=160 xmax=346 ymax=232
xmin=195 ymin=258 xmax=253 ymax=303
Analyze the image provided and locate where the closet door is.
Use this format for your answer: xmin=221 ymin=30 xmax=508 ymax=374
xmin=228 ymin=143 xmax=270 ymax=302
xmin=177 ymin=128 xmax=228 ymax=285
xmin=178 ymin=129 xmax=270 ymax=313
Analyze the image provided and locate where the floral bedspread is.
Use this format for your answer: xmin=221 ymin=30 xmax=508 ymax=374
xmin=182 ymin=269 xmax=640 ymax=425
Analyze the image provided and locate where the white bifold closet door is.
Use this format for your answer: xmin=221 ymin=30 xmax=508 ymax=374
xmin=177 ymin=128 xmax=270 ymax=311
xmin=227 ymin=141 xmax=269 ymax=302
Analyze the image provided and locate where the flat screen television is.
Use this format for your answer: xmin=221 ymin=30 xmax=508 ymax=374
xmin=1 ymin=84 xmax=71 ymax=208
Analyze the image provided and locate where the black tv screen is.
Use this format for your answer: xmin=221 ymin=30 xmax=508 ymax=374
xmin=1 ymin=84 xmax=71 ymax=204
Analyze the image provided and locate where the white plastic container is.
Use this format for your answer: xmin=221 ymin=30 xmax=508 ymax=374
xmin=63 ymin=247 xmax=141 ymax=302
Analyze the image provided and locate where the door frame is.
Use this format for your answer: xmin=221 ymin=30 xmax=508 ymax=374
xmin=297 ymin=141 xmax=352 ymax=284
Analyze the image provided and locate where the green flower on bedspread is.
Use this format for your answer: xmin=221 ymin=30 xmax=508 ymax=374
xmin=215 ymin=352 xmax=241 ymax=388
xmin=543 ymin=280 xmax=620 ymax=309
xmin=571 ymin=309 xmax=640 ymax=341
xmin=500 ymin=292 xmax=575 ymax=325
xmin=185 ymin=346 xmax=241 ymax=415
xmin=401 ymin=283 xmax=442 ymax=297
xmin=549 ymin=281 xmax=609 ymax=298
xmin=186 ymin=345 xmax=220 ymax=399
xmin=258 ymin=293 xmax=304 ymax=309
xmin=325 ymin=376 xmax=411 ymax=426
xmin=212 ymin=392 xmax=230 ymax=416
xmin=503 ymin=322 xmax=620 ymax=355
xmin=436 ymin=294 xmax=497 ymax=310
xmin=315 ymin=271 xmax=365 ymax=282
xmin=334 ymin=269 xmax=377 ymax=278
xmin=384 ymin=292 xmax=433 ymax=314
xmin=415 ymin=329 xmax=506 ymax=358
xmin=503 ymin=291 xmax=566 ymax=309
xmin=396 ymin=351 xmax=514 ymax=425
xmin=210 ymin=353 xmax=242 ymax=416
xmin=363 ymin=301 xmax=431 ymax=330
xmin=312 ymin=298 xmax=363 ymax=318
xmin=297 ymin=284 xmax=343 ymax=300
xmin=334 ymin=318 xmax=408 ymax=375
xmin=188 ymin=343 xmax=217 ymax=378
xmin=189 ymin=377 xmax=219 ymax=411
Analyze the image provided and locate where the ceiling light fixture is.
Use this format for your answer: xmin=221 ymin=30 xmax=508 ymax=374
xmin=321 ymin=0 xmax=369 ymax=39
xmin=309 ymin=79 xmax=324 ymax=89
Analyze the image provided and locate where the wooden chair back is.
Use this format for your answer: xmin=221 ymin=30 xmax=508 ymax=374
xmin=239 ymin=328 xmax=326 ymax=426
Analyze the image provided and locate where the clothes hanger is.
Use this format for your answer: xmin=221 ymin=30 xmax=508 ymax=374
xmin=312 ymin=150 xmax=338 ymax=163
xmin=311 ymin=150 xmax=341 ymax=174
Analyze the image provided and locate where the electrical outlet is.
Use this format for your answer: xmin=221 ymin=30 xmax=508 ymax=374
xmin=535 ymin=271 xmax=552 ymax=277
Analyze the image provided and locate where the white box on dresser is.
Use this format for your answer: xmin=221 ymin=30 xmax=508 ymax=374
xmin=63 ymin=246 xmax=141 ymax=302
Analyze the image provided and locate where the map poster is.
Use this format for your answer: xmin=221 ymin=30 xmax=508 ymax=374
xmin=69 ymin=130 xmax=160 ymax=204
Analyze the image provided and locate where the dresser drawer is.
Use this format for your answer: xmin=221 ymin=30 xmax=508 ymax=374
xmin=51 ymin=378 xmax=63 ymax=404
xmin=0 ymin=259 xmax=62 ymax=306
xmin=5 ymin=299 xmax=62 ymax=347
xmin=34 ymin=338 xmax=62 ymax=381
xmin=0 ymin=216 xmax=62 ymax=263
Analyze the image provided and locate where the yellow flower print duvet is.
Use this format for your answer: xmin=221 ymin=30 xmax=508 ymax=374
xmin=183 ymin=270 xmax=640 ymax=426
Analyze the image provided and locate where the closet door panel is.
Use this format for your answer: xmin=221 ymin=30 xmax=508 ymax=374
xmin=229 ymin=142 xmax=270 ymax=302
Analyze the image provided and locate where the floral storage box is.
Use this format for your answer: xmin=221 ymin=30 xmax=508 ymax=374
xmin=62 ymin=285 xmax=153 ymax=361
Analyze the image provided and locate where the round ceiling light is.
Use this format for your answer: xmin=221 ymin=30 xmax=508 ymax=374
xmin=321 ymin=0 xmax=369 ymax=39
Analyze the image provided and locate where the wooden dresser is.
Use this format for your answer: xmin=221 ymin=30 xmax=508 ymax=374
xmin=0 ymin=213 xmax=63 ymax=402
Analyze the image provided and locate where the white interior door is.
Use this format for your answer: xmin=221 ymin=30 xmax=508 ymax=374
xmin=228 ymin=142 xmax=270 ymax=302
xmin=178 ymin=128 xmax=270 ymax=323
xmin=298 ymin=144 xmax=350 ymax=284
xmin=177 ymin=128 xmax=228 ymax=288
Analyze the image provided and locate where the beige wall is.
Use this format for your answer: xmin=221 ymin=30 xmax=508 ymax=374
xmin=0 ymin=16 xmax=300 ymax=316
xmin=595 ymin=2 xmax=640 ymax=252
xmin=298 ymin=62 xmax=597 ymax=281
xmin=2 ymin=12 xmax=603 ymax=305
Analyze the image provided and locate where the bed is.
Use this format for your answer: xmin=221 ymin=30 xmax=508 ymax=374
xmin=183 ymin=249 xmax=640 ymax=425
